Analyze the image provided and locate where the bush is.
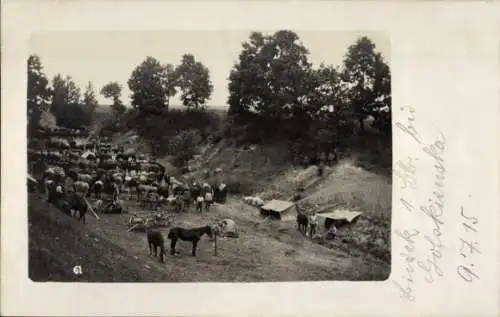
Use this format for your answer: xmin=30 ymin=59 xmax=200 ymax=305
xmin=225 ymin=179 xmax=255 ymax=195
xmin=168 ymin=129 xmax=202 ymax=168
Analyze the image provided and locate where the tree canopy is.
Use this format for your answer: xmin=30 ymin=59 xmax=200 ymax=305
xmin=27 ymin=55 xmax=52 ymax=129
xmin=340 ymin=36 xmax=391 ymax=134
xmin=49 ymin=74 xmax=94 ymax=129
xmin=175 ymin=54 xmax=213 ymax=110
xmin=228 ymin=30 xmax=313 ymax=120
xmin=101 ymin=81 xmax=126 ymax=115
xmin=127 ymin=56 xmax=175 ymax=115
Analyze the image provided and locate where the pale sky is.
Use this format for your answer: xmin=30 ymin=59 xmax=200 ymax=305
xmin=30 ymin=30 xmax=390 ymax=108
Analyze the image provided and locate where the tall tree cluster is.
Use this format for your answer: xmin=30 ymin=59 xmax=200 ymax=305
xmin=49 ymin=74 xmax=95 ymax=129
xmin=227 ymin=31 xmax=391 ymax=152
xmin=27 ymin=55 xmax=99 ymax=130
xmin=27 ymin=55 xmax=52 ymax=131
xmin=127 ymin=54 xmax=213 ymax=115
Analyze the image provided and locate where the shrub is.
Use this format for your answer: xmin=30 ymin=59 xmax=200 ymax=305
xmin=225 ymin=179 xmax=255 ymax=195
xmin=168 ymin=129 xmax=202 ymax=168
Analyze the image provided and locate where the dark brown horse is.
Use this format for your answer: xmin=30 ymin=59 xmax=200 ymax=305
xmin=66 ymin=193 xmax=89 ymax=224
xmin=296 ymin=213 xmax=308 ymax=235
xmin=167 ymin=225 xmax=213 ymax=256
xmin=146 ymin=225 xmax=166 ymax=263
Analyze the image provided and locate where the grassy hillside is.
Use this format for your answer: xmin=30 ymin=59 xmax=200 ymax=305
xmin=28 ymin=193 xmax=172 ymax=282
xmin=102 ymin=127 xmax=391 ymax=262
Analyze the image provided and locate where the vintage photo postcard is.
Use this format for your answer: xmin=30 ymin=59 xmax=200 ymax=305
xmin=2 ymin=1 xmax=499 ymax=316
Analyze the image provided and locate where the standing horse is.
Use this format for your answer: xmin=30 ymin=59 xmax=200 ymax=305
xmin=67 ymin=193 xmax=89 ymax=224
xmin=145 ymin=220 xmax=166 ymax=263
xmin=167 ymin=225 xmax=213 ymax=256
xmin=296 ymin=213 xmax=308 ymax=235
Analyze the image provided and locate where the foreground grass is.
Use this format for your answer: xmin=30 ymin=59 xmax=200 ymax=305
xmin=28 ymin=193 xmax=172 ymax=282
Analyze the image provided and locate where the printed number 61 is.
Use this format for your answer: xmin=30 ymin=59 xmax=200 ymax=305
xmin=73 ymin=265 xmax=83 ymax=275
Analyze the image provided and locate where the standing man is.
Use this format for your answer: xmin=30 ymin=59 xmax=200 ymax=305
xmin=308 ymin=212 xmax=318 ymax=239
xmin=204 ymin=186 xmax=214 ymax=212
xmin=196 ymin=194 xmax=204 ymax=213
xmin=105 ymin=179 xmax=120 ymax=212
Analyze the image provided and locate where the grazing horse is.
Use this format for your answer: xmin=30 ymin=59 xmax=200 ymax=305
xmin=296 ymin=213 xmax=308 ymax=235
xmin=146 ymin=228 xmax=166 ymax=263
xmin=167 ymin=225 xmax=213 ymax=257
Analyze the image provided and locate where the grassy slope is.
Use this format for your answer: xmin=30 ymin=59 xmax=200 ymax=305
xmin=92 ymin=106 xmax=392 ymax=262
xmin=28 ymin=193 xmax=172 ymax=282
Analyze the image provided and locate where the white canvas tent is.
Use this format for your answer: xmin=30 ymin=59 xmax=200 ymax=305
xmin=316 ymin=208 xmax=362 ymax=229
xmin=260 ymin=199 xmax=297 ymax=221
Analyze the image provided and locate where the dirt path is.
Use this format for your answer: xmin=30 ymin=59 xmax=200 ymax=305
xmin=83 ymin=197 xmax=389 ymax=282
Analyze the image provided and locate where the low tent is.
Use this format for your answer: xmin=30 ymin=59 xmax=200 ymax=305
xmin=316 ymin=208 xmax=362 ymax=230
xmin=215 ymin=218 xmax=239 ymax=238
xmin=260 ymin=199 xmax=297 ymax=221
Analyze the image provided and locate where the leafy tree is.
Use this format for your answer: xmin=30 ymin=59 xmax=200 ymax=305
xmin=304 ymin=64 xmax=353 ymax=146
xmin=50 ymin=74 xmax=66 ymax=112
xmin=51 ymin=74 xmax=80 ymax=116
xmin=127 ymin=57 xmax=176 ymax=115
xmin=101 ymin=81 xmax=126 ymax=115
xmin=51 ymin=74 xmax=81 ymax=105
xmin=27 ymin=55 xmax=52 ymax=129
xmin=340 ymin=36 xmax=391 ymax=134
xmin=168 ymin=129 xmax=202 ymax=167
xmin=164 ymin=63 xmax=178 ymax=108
xmin=175 ymin=54 xmax=213 ymax=110
xmin=50 ymin=74 xmax=90 ymax=128
xmin=227 ymin=30 xmax=313 ymax=121
xmin=83 ymin=81 xmax=98 ymax=115
xmin=371 ymin=58 xmax=391 ymax=135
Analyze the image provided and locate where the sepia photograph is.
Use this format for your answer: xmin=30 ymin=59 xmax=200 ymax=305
xmin=27 ymin=30 xmax=392 ymax=283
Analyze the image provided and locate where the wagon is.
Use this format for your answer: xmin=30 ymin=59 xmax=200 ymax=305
xmin=127 ymin=212 xmax=173 ymax=232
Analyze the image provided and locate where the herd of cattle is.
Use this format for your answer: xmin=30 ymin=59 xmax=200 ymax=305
xmin=28 ymin=128 xmax=228 ymax=224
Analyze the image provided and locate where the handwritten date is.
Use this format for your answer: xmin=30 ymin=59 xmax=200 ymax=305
xmin=456 ymin=206 xmax=480 ymax=283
